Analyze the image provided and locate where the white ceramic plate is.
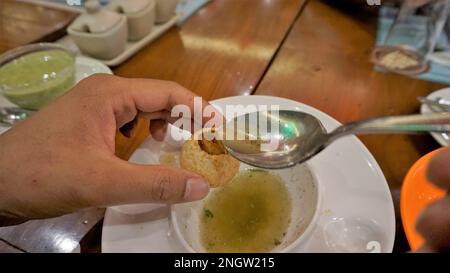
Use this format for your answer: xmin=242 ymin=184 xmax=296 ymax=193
xmin=420 ymin=87 xmax=450 ymax=147
xmin=0 ymin=56 xmax=112 ymax=134
xmin=101 ymin=96 xmax=396 ymax=253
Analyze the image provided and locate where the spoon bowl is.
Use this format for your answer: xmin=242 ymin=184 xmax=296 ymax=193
xmin=221 ymin=111 xmax=328 ymax=169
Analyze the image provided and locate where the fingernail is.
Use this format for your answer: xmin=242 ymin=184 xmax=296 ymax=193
xmin=184 ymin=178 xmax=209 ymax=201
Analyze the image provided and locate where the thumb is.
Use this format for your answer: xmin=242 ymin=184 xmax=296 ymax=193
xmin=93 ymin=159 xmax=210 ymax=206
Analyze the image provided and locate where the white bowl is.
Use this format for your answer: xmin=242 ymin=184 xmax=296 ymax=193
xmin=170 ymin=162 xmax=321 ymax=253
xmin=108 ymin=0 xmax=156 ymax=41
xmin=68 ymin=5 xmax=128 ymax=60
xmin=155 ymin=0 xmax=179 ymax=24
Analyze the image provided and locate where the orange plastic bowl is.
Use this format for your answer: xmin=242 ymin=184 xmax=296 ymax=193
xmin=401 ymin=148 xmax=447 ymax=251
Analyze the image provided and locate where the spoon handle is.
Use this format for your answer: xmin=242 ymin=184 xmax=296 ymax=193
xmin=329 ymin=112 xmax=450 ymax=140
xmin=417 ymin=96 xmax=450 ymax=110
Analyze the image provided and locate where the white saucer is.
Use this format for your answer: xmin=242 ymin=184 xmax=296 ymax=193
xmin=101 ymin=96 xmax=395 ymax=253
xmin=420 ymin=87 xmax=450 ymax=147
xmin=0 ymin=56 xmax=112 ymax=134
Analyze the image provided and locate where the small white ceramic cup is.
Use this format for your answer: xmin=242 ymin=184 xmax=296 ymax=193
xmin=170 ymin=163 xmax=322 ymax=253
xmin=155 ymin=0 xmax=179 ymax=24
xmin=68 ymin=1 xmax=128 ymax=60
xmin=108 ymin=0 xmax=156 ymax=41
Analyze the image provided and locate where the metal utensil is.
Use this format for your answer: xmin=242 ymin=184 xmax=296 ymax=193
xmin=417 ymin=96 xmax=450 ymax=110
xmin=417 ymin=96 xmax=450 ymax=142
xmin=221 ymin=111 xmax=450 ymax=169
xmin=0 ymin=107 xmax=33 ymax=126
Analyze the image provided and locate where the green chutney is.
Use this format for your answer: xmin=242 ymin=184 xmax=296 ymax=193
xmin=0 ymin=49 xmax=75 ymax=110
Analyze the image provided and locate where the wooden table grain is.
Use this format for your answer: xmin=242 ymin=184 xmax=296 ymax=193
xmin=0 ymin=0 xmax=77 ymax=54
xmin=255 ymin=0 xmax=447 ymax=189
xmin=0 ymin=240 xmax=24 ymax=253
xmin=113 ymin=0 xmax=307 ymax=100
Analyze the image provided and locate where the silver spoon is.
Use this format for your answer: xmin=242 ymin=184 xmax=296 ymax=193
xmin=0 ymin=107 xmax=34 ymax=126
xmin=417 ymin=96 xmax=450 ymax=111
xmin=417 ymin=96 xmax=450 ymax=142
xmin=221 ymin=111 xmax=450 ymax=169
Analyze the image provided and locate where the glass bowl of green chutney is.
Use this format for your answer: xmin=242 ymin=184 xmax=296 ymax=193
xmin=0 ymin=43 xmax=76 ymax=110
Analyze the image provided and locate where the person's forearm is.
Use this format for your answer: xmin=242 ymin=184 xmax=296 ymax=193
xmin=0 ymin=135 xmax=20 ymax=226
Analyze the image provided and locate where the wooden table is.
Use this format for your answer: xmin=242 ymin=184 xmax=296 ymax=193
xmin=0 ymin=0 xmax=77 ymax=54
xmin=1 ymin=0 xmax=446 ymax=253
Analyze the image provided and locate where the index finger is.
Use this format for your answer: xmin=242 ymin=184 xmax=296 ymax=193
xmin=125 ymin=78 xmax=223 ymax=128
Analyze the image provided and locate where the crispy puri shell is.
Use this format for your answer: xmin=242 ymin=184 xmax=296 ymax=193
xmin=181 ymin=129 xmax=240 ymax=187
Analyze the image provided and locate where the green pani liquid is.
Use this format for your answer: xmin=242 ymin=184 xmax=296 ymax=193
xmin=0 ymin=49 xmax=75 ymax=110
xmin=201 ymin=170 xmax=292 ymax=253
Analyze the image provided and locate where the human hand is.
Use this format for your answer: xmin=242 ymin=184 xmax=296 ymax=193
xmin=0 ymin=74 xmax=214 ymax=223
xmin=416 ymin=148 xmax=450 ymax=252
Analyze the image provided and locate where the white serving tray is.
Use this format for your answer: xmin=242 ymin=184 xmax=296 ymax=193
xmin=57 ymin=15 xmax=179 ymax=67
xmin=17 ymin=0 xmax=210 ymax=66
